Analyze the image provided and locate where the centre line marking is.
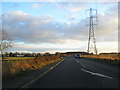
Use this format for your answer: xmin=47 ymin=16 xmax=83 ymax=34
xmin=80 ymin=64 xmax=86 ymax=68
xmin=74 ymin=59 xmax=86 ymax=68
xmin=81 ymin=68 xmax=114 ymax=79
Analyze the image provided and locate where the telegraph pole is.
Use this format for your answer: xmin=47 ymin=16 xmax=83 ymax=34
xmin=87 ymin=8 xmax=97 ymax=55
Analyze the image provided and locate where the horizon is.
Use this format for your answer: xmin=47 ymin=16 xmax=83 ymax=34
xmin=3 ymin=51 xmax=119 ymax=55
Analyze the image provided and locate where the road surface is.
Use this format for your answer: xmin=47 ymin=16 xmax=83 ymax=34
xmin=30 ymin=56 xmax=119 ymax=88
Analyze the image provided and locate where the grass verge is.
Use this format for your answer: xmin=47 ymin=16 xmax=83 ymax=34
xmin=81 ymin=57 xmax=120 ymax=66
xmin=2 ymin=55 xmax=61 ymax=79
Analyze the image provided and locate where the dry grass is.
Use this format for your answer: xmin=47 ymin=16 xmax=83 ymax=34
xmin=81 ymin=54 xmax=120 ymax=60
xmin=2 ymin=56 xmax=61 ymax=78
xmin=81 ymin=54 xmax=120 ymax=65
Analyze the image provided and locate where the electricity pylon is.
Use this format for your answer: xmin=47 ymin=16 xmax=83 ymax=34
xmin=87 ymin=8 xmax=98 ymax=55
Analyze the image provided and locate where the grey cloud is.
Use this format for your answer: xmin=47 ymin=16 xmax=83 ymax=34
xmin=97 ymin=4 xmax=118 ymax=38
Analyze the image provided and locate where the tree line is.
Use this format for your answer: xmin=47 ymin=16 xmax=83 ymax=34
xmin=3 ymin=52 xmax=61 ymax=57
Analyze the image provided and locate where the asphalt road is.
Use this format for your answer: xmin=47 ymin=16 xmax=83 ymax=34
xmin=30 ymin=56 xmax=119 ymax=88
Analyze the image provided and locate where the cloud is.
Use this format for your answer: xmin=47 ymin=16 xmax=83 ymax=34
xmin=96 ymin=3 xmax=118 ymax=39
xmin=2 ymin=2 xmax=118 ymax=45
xmin=1 ymin=2 xmax=118 ymax=53
xmin=2 ymin=11 xmax=54 ymax=42
xmin=56 ymin=2 xmax=87 ymax=12
xmin=70 ymin=7 xmax=83 ymax=12
xmin=32 ymin=3 xmax=41 ymax=8
xmin=64 ymin=14 xmax=76 ymax=20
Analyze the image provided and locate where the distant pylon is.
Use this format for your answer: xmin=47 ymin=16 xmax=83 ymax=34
xmin=87 ymin=8 xmax=97 ymax=55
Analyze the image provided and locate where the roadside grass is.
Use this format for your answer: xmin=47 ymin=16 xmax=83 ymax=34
xmin=81 ymin=57 xmax=120 ymax=66
xmin=81 ymin=54 xmax=119 ymax=60
xmin=2 ymin=56 xmax=61 ymax=79
xmin=81 ymin=54 xmax=120 ymax=65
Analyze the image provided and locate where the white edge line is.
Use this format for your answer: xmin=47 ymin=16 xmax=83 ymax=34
xmin=81 ymin=69 xmax=114 ymax=80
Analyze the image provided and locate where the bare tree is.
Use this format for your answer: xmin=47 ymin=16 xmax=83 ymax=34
xmin=0 ymin=30 xmax=13 ymax=60
xmin=0 ymin=39 xmax=13 ymax=60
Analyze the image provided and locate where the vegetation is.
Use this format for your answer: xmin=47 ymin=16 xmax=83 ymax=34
xmin=2 ymin=55 xmax=61 ymax=79
xmin=0 ymin=32 xmax=13 ymax=60
xmin=81 ymin=54 xmax=120 ymax=60
xmin=81 ymin=54 xmax=120 ymax=65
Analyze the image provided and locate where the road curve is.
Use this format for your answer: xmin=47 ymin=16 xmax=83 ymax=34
xmin=30 ymin=56 xmax=119 ymax=88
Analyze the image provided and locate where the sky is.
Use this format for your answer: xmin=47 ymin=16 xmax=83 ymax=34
xmin=0 ymin=1 xmax=118 ymax=54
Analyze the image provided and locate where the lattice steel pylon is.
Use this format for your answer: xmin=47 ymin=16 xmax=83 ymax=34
xmin=87 ymin=8 xmax=98 ymax=55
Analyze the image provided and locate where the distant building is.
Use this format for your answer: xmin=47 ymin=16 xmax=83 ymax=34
xmin=17 ymin=55 xmax=24 ymax=57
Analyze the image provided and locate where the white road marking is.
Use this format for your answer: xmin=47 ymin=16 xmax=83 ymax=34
xmin=80 ymin=64 xmax=86 ymax=68
xmin=75 ymin=58 xmax=114 ymax=80
xmin=74 ymin=59 xmax=86 ymax=68
xmin=81 ymin=68 xmax=114 ymax=79
xmin=50 ymin=67 xmax=54 ymax=70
